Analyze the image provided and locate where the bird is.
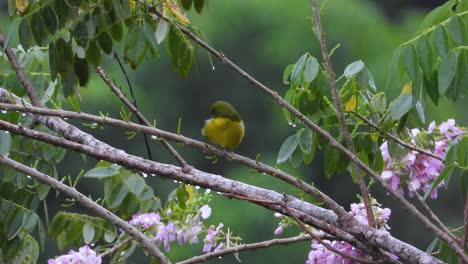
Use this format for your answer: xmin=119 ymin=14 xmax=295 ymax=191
xmin=201 ymin=101 xmax=245 ymax=149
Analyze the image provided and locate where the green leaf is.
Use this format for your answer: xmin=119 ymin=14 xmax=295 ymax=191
xmin=357 ymin=67 xmax=376 ymax=90
xmin=0 ymin=131 xmax=12 ymax=155
xmin=298 ymin=129 xmax=313 ymax=154
xmin=445 ymin=15 xmax=466 ymax=46
xmin=387 ymin=141 xmax=407 ymax=161
xmin=426 ymin=237 xmax=439 ymax=253
xmin=457 ymin=136 xmax=468 ymax=167
xmin=21 ymin=211 xmax=38 ymax=234
xmin=9 ymin=235 xmax=39 ymax=264
xmin=82 ymin=223 xmax=95 ymax=244
xmin=448 ymin=48 xmax=468 ymax=100
xmin=344 ymin=60 xmax=364 ymax=78
xmin=424 ymin=165 xmax=453 ymax=200
xmin=303 ymin=56 xmax=319 ymax=83
xmin=303 ymin=139 xmax=316 ymax=165
xmin=167 ymin=25 xmax=194 ymax=78
xmin=461 ymin=171 xmax=468 ymax=199
xmin=415 ymin=36 xmax=435 ymax=80
xmin=74 ymin=57 xmax=90 ymax=87
xmin=6 ymin=207 xmax=24 ymax=240
xmin=176 ymin=185 xmax=189 ymax=209
xmin=389 ymin=93 xmax=412 ymax=120
xmin=402 ymin=44 xmax=419 ymax=81
xmin=124 ymin=24 xmax=148 ymax=69
xmin=84 ymin=164 xmax=121 ymax=178
xmin=181 ymin=0 xmax=192 ymax=10
xmin=324 ymin=145 xmax=340 ymax=179
xmin=419 ymin=0 xmax=455 ymax=30
xmin=110 ymin=21 xmax=124 ymax=42
xmin=439 ymin=240 xmax=457 ymax=263
xmin=282 ymin=64 xmax=294 ymax=84
xmin=415 ymin=100 xmax=425 ymax=123
xmin=86 ymin=40 xmax=101 ymax=66
xmin=430 ymin=25 xmax=451 ymax=58
xmin=19 ymin=19 xmax=35 ymax=50
xmin=291 ymin=54 xmax=307 ymax=87
xmin=104 ymin=230 xmax=116 ymax=243
xmin=41 ymin=6 xmax=59 ymax=35
xmin=126 ymin=175 xmax=145 ymax=196
xmin=108 ymin=182 xmax=129 ymax=209
xmin=35 ymin=183 xmax=50 ymax=200
xmin=194 ymin=0 xmax=205 ymax=13
xmin=277 ymin=133 xmax=299 ymax=164
xmin=98 ymin=32 xmax=113 ymax=55
xmin=438 ymin=49 xmax=460 ymax=95
xmin=290 ymin=147 xmax=303 ymax=168
xmin=31 ymin=13 xmax=49 ymax=46
xmin=144 ymin=21 xmax=159 ymax=59
xmin=457 ymin=0 xmax=468 ymax=12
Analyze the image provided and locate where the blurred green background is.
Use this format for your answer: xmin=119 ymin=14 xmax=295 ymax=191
xmin=1 ymin=0 xmax=467 ymax=263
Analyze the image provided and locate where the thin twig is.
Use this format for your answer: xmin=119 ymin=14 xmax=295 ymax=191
xmin=0 ymin=31 xmax=41 ymax=106
xmin=99 ymin=237 xmax=133 ymax=258
xmin=96 ymin=66 xmax=191 ymax=172
xmin=147 ymin=8 xmax=465 ymax=261
xmin=112 ymin=52 xmax=154 ymax=161
xmin=461 ymin=192 xmax=468 ymax=248
xmin=308 ymin=0 xmax=375 ymax=228
xmin=0 ymin=155 xmax=171 ymax=264
xmin=351 ymin=111 xmax=442 ymax=161
xmin=412 ymin=188 xmax=457 ymax=242
xmin=283 ymin=197 xmax=375 ymax=264
xmin=177 ymin=234 xmax=312 ymax=264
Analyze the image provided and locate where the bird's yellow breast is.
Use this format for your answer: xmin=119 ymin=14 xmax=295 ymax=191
xmin=201 ymin=117 xmax=244 ymax=149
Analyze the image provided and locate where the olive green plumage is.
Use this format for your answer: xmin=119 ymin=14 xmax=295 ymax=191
xmin=201 ymin=101 xmax=245 ymax=149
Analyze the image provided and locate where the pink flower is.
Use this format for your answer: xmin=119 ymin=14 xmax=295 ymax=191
xmin=129 ymin=212 xmax=161 ymax=228
xmin=202 ymin=223 xmax=224 ymax=253
xmin=274 ymin=224 xmax=284 ymax=236
xmin=48 ymin=245 xmax=101 ymax=264
xmin=379 ymin=119 xmax=462 ymax=199
xmin=306 ymin=202 xmax=395 ymax=263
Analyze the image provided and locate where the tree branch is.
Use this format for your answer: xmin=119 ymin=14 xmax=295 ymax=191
xmin=111 ymin=52 xmax=154 ymax=161
xmin=0 ymin=31 xmax=41 ymax=106
xmin=0 ymin=155 xmax=171 ymax=264
xmin=147 ymin=9 xmax=465 ymax=260
xmin=351 ymin=111 xmax=443 ymax=161
xmin=95 ymin=66 xmax=192 ymax=172
xmin=308 ymin=0 xmax=375 ymax=228
xmin=177 ymin=234 xmax=312 ymax=264
xmin=462 ymin=192 xmax=468 ymax=249
xmin=99 ymin=237 xmax=133 ymax=258
xmin=0 ymin=119 xmax=443 ymax=263
xmin=282 ymin=197 xmax=379 ymax=264
xmin=412 ymin=188 xmax=457 ymax=242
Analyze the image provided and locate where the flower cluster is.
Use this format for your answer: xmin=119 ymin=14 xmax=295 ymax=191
xmin=380 ymin=119 xmax=462 ymax=199
xmin=202 ymin=223 xmax=225 ymax=253
xmin=307 ymin=240 xmax=372 ymax=264
xmin=48 ymin=245 xmax=101 ymax=264
xmin=129 ymin=212 xmax=161 ymax=228
xmin=349 ymin=202 xmax=391 ymax=230
xmin=306 ymin=202 xmax=394 ymax=264
xmin=128 ymin=205 xmax=213 ymax=252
